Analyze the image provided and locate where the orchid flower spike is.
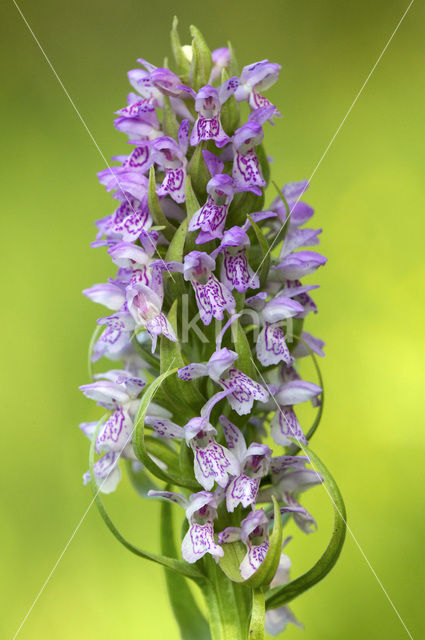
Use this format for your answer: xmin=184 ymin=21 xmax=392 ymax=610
xmin=79 ymin=20 xmax=344 ymax=640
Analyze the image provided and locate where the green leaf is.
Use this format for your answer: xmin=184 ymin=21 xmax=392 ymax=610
xmin=245 ymin=497 xmax=282 ymax=589
xmin=227 ymin=41 xmax=239 ymax=77
xmin=247 ymin=214 xmax=270 ymax=290
xmin=166 ymin=218 xmax=188 ymax=262
xmin=131 ymin=334 xmax=160 ymax=371
xmin=144 ymin=435 xmax=180 ymax=471
xmin=161 ymin=498 xmax=211 ymax=640
xmin=163 ymin=94 xmax=179 ymax=140
xmin=218 ymin=539 xmax=246 ymax=583
xmin=165 ymin=217 xmax=188 ymax=298
xmin=170 ymin=16 xmax=190 ymax=78
xmin=179 ymin=439 xmax=195 ymax=479
xmin=265 ymin=446 xmax=346 ymax=609
xmin=189 ymin=25 xmax=212 ymax=91
xmin=132 ymin=367 xmax=200 ymax=490
xmin=88 ymin=419 xmax=203 ymax=581
xmin=227 ymin=189 xmax=265 ymax=229
xmin=233 ymin=319 xmax=256 ymax=380
xmin=185 ymin=174 xmax=201 ymax=221
xmin=256 ymin=143 xmax=270 ymax=187
xmin=148 ymin=166 xmax=175 ymax=241
xmin=188 ymin=143 xmax=210 ymax=201
xmin=248 ymin=590 xmax=265 ymax=640
xmin=160 ymin=300 xmax=206 ymax=413
xmin=290 ymin=317 xmax=304 ymax=352
xmin=220 ymin=69 xmax=240 ymax=136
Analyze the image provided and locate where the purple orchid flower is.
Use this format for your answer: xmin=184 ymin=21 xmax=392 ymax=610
xmin=232 ymin=107 xmax=274 ymax=193
xmin=219 ymin=415 xmax=272 ymax=511
xmin=97 ymin=164 xmax=149 ymax=202
xmin=218 ymin=506 xmax=301 ymax=579
xmin=147 ymin=490 xmax=224 ymax=563
xmin=246 ymin=294 xmax=304 ymax=367
xmin=145 ymin=412 xmax=239 ymax=491
xmin=178 ymin=339 xmax=269 ymax=415
xmin=108 ymin=241 xmax=157 ymax=296
xmin=114 ymin=83 xmax=163 ymax=143
xmin=92 ymin=310 xmax=135 ymax=362
xmin=218 ymin=509 xmax=270 ymax=579
xmin=269 ymin=279 xmax=319 ymax=317
xmin=83 ymin=451 xmax=122 ymax=494
xmin=112 ymin=196 xmax=153 ymax=243
xmin=189 ymin=78 xmax=238 ymax=147
xmin=114 ymin=91 xmax=161 ymax=141
xmin=150 ymin=66 xmax=192 ymax=100
xmin=292 ymin=330 xmax=325 ymax=358
xmin=153 ymin=251 xmax=236 ymax=325
xmin=235 ymin=60 xmax=282 ymax=115
xmin=189 ymin=173 xmax=236 ymax=244
xmin=209 ymin=47 xmax=231 ymax=83
xmin=212 ymin=226 xmax=260 ymax=293
xmin=273 ymin=250 xmax=327 ymax=279
xmin=258 ymin=455 xmax=323 ymax=534
xmin=127 ymin=66 xmax=163 ymax=107
xmin=93 ymin=197 xmax=152 ymax=248
xmin=83 ymin=282 xmax=126 ymax=311
xmin=270 ymin=179 xmax=314 ymax=226
xmin=132 ymin=58 xmax=194 ymax=120
xmin=79 ymin=28 xmax=337 ymax=637
xmin=126 ymin=281 xmax=177 ymax=352
xmin=150 ymin=120 xmax=190 ymax=203
xmin=79 ymin=370 xmax=145 ymax=482
xmin=185 ymin=417 xmax=240 ymax=490
xmin=269 ymin=376 xmax=322 ymax=446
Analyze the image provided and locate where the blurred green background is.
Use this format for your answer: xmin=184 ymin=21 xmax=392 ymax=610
xmin=1 ymin=0 xmax=424 ymax=638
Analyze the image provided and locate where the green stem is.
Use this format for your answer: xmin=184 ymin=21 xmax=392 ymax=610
xmin=248 ymin=590 xmax=265 ymax=640
xmin=201 ymin=559 xmax=251 ymax=640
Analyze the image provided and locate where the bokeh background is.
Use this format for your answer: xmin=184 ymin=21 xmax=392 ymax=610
xmin=1 ymin=0 xmax=424 ymax=638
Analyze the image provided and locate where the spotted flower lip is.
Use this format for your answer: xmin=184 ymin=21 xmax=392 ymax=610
xmin=212 ymin=226 xmax=260 ymax=293
xmin=220 ymin=415 xmax=272 ymax=511
xmin=80 ymin=27 xmax=335 ymax=632
xmin=254 ymin=295 xmax=303 ymax=368
xmin=148 ymin=490 xmax=224 ymax=562
xmin=235 ymin=59 xmax=282 ymax=115
xmin=189 ymin=174 xmax=236 ymax=243
xmin=218 ymin=504 xmax=303 ymax=580
xmin=189 ymin=79 xmax=238 ymax=147
xmin=178 ymin=346 xmax=269 ymax=416
xmin=153 ymin=251 xmax=236 ymax=325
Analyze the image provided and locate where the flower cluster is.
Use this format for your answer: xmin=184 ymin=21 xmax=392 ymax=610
xmin=80 ymin=22 xmax=327 ymax=636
